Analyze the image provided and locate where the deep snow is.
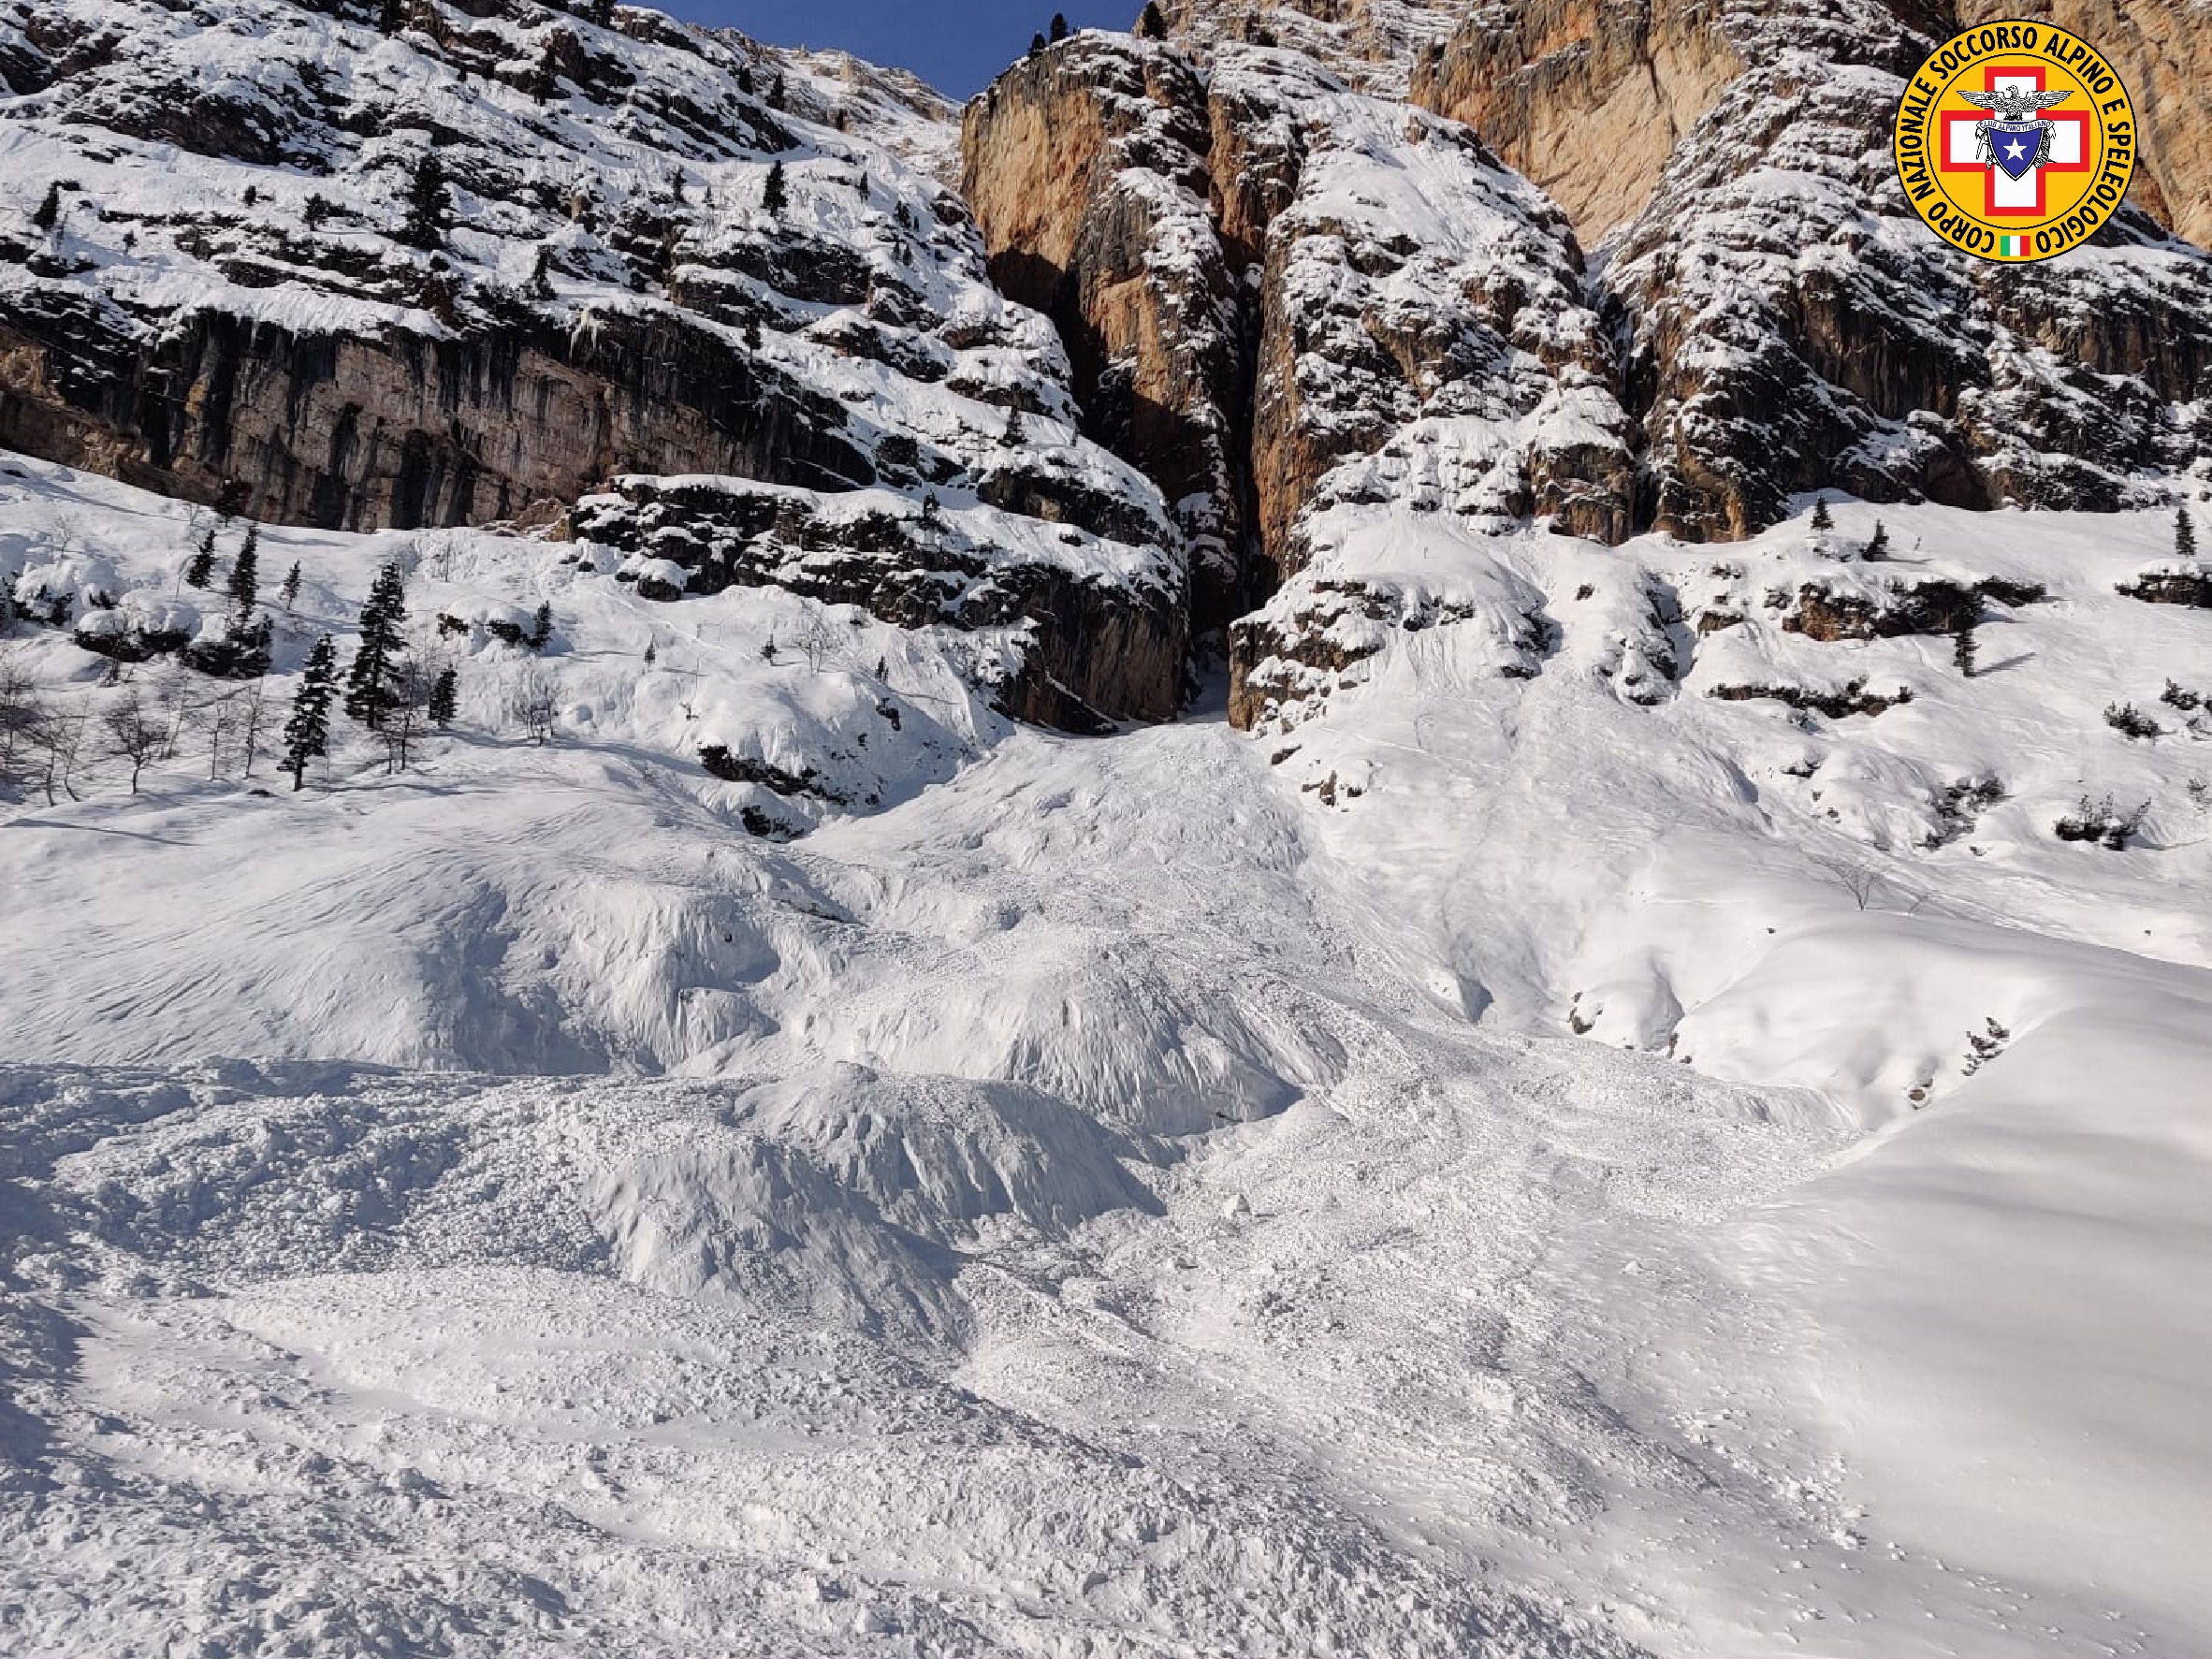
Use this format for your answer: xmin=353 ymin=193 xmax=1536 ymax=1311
xmin=2 ymin=454 xmax=2209 ymax=1655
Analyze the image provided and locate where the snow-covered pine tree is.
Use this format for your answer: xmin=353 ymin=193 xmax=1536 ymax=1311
xmin=2178 ymin=506 xmax=2201 ymax=567
xmin=1004 ymin=403 xmax=1026 ymax=444
xmin=402 ymin=153 xmax=448 ymax=251
xmin=280 ymin=561 xmax=301 ymax=611
xmin=343 ymin=562 xmax=408 ymax=727
xmin=763 ymin=161 xmax=788 ymax=215
xmin=226 ymin=525 xmax=259 ymax=617
xmin=1952 ymin=615 xmax=1978 ymax=678
xmin=184 ymin=528 xmax=217 ymax=589
xmin=1029 ymin=32 xmax=1046 ymax=56
xmin=1050 ymin=12 xmax=1069 ymax=41
xmin=1865 ymin=520 xmax=1890 ymax=560
xmin=32 ymin=183 xmax=62 ymax=233
xmin=283 ymin=633 xmax=338 ymax=791
xmin=1810 ymin=498 xmax=1833 ymax=531
xmin=529 ymin=602 xmax=555 ymax=651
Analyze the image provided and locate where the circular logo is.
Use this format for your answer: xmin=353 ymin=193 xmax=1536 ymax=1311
xmin=1892 ymin=21 xmax=2136 ymax=264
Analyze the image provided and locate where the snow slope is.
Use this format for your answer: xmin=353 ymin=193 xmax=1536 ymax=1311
xmin=3 ymin=456 xmax=2209 ymax=1655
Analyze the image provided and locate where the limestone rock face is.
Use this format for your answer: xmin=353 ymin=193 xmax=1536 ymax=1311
xmin=962 ymin=30 xmax=1635 ymax=615
xmin=572 ymin=475 xmax=1186 ymax=730
xmin=1607 ymin=28 xmax=2212 ymax=540
xmin=1391 ymin=0 xmax=2212 ymax=538
xmin=1409 ymin=0 xmax=1747 ymax=241
xmin=1954 ymin=0 xmax=2212 ymax=248
xmin=0 ymin=0 xmax=1190 ymax=727
xmin=0 ymin=292 xmax=873 ymax=531
xmin=961 ymin=37 xmax=1248 ymax=625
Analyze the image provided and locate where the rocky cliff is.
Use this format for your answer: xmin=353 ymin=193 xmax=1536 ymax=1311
xmin=5 ymin=0 xmax=2210 ymax=745
xmin=0 ymin=0 xmax=1187 ymax=728
xmin=963 ymin=27 xmax=1636 ymax=617
xmin=960 ymin=37 xmax=1248 ymax=625
xmin=1954 ymin=0 xmax=2212 ymax=248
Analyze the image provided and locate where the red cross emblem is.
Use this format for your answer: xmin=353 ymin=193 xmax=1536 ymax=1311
xmin=1939 ymin=65 xmax=2092 ymax=216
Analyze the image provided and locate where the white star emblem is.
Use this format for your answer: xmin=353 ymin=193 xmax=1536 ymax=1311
xmin=2004 ymin=139 xmax=2027 ymax=159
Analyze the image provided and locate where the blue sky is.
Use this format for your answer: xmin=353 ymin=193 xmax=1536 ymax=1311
xmin=672 ymin=2 xmax=1132 ymax=96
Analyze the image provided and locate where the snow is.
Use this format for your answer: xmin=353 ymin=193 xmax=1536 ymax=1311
xmin=3 ymin=453 xmax=2210 ymax=1655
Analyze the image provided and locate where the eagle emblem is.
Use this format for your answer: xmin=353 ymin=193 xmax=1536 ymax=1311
xmin=1957 ymin=87 xmax=2073 ymax=180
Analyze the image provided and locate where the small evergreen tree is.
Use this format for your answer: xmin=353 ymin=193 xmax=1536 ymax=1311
xmin=305 ymin=194 xmax=333 ymax=231
xmin=528 ymin=601 xmax=555 ymax=651
xmin=2178 ymin=505 xmax=2201 ymax=566
xmin=1865 ymin=520 xmax=1890 ymax=560
xmin=1028 ymin=31 xmax=1046 ymax=55
xmin=280 ymin=561 xmax=302 ymax=610
xmin=184 ymin=529 xmax=218 ymax=589
xmin=1810 ymin=497 xmax=1833 ymax=531
xmin=743 ymin=313 xmax=763 ymax=350
xmin=763 ymin=161 xmax=788 ymax=215
xmin=1004 ymin=403 xmax=1026 ymax=444
xmin=283 ymin=633 xmax=339 ymax=791
xmin=32 ymin=183 xmax=63 ymax=233
xmin=428 ymin=665 xmax=458 ymax=728
xmin=1136 ymin=1 xmax=1167 ymax=38
xmin=402 ymin=153 xmax=448 ymax=252
xmin=1050 ymin=12 xmax=1070 ymax=41
xmin=344 ymin=562 xmax=409 ymax=728
xmin=226 ymin=525 xmax=260 ymax=617
xmin=1952 ymin=615 xmax=1979 ymax=678
xmin=767 ymin=72 xmax=786 ymax=109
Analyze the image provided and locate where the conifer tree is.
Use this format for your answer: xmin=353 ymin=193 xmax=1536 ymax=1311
xmin=767 ymin=72 xmax=786 ymax=109
xmin=344 ymin=562 xmax=408 ymax=728
xmin=226 ymin=525 xmax=260 ymax=617
xmin=1029 ymin=32 xmax=1046 ymax=55
xmin=280 ymin=561 xmax=302 ymax=611
xmin=283 ymin=633 xmax=339 ymax=791
xmin=32 ymin=183 xmax=62 ymax=234
xmin=1952 ymin=614 xmax=1978 ymax=678
xmin=429 ymin=665 xmax=458 ymax=728
xmin=1050 ymin=12 xmax=1070 ymax=41
xmin=2178 ymin=505 xmax=2200 ymax=566
xmin=1865 ymin=520 xmax=1890 ymax=560
xmin=1810 ymin=497 xmax=1833 ymax=531
xmin=763 ymin=161 xmax=788 ymax=215
xmin=529 ymin=601 xmax=555 ymax=651
xmin=1136 ymin=1 xmax=1167 ymax=38
xmin=402 ymin=153 xmax=448 ymax=251
xmin=1004 ymin=403 xmax=1026 ymax=444
xmin=184 ymin=528 xmax=218 ymax=589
